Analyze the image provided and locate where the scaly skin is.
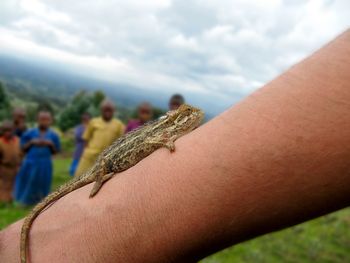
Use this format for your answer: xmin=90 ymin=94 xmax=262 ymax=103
xmin=20 ymin=104 xmax=204 ymax=263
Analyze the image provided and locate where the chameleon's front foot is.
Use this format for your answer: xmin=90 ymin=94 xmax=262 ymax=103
xmin=146 ymin=139 xmax=176 ymax=152
xmin=165 ymin=141 xmax=175 ymax=152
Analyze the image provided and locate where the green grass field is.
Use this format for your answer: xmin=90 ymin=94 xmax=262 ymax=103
xmin=1 ymin=157 xmax=349 ymax=262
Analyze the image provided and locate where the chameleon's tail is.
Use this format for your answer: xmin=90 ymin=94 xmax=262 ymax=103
xmin=20 ymin=178 xmax=90 ymax=263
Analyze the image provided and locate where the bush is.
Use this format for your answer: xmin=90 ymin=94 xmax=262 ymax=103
xmin=57 ymin=90 xmax=105 ymax=132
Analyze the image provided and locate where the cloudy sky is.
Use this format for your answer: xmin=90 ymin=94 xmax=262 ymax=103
xmin=0 ymin=0 xmax=349 ymax=112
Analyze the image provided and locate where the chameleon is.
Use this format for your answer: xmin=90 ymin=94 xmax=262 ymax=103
xmin=20 ymin=104 xmax=204 ymax=263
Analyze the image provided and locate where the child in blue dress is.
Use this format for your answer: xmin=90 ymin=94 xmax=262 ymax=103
xmin=14 ymin=111 xmax=60 ymax=205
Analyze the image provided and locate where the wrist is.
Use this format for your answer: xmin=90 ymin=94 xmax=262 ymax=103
xmin=0 ymin=222 xmax=21 ymax=262
xmin=99 ymin=167 xmax=174 ymax=262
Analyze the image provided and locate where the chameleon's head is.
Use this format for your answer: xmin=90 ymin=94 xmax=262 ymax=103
xmin=163 ymin=104 xmax=204 ymax=134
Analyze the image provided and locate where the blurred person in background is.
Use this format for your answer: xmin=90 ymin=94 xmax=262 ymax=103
xmin=74 ymin=99 xmax=125 ymax=177
xmin=14 ymin=111 xmax=60 ymax=206
xmin=69 ymin=112 xmax=91 ymax=176
xmin=126 ymin=102 xmax=153 ymax=133
xmin=169 ymin=94 xmax=185 ymax=111
xmin=12 ymin=108 xmax=27 ymax=138
xmin=0 ymin=121 xmax=21 ymax=203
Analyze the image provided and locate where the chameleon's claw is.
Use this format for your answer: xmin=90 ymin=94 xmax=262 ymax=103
xmin=165 ymin=141 xmax=175 ymax=152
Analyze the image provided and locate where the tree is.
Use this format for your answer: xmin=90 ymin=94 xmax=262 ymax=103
xmin=0 ymin=82 xmax=12 ymax=121
xmin=57 ymin=90 xmax=107 ymax=132
xmin=153 ymin=107 xmax=166 ymax=119
xmin=26 ymin=104 xmax=38 ymax=124
xmin=37 ymin=101 xmax=55 ymax=114
xmin=92 ymin=90 xmax=106 ymax=108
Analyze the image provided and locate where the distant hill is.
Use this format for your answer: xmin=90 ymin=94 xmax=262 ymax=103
xmin=0 ymin=55 xmax=222 ymax=120
xmin=0 ymin=55 xmax=162 ymax=108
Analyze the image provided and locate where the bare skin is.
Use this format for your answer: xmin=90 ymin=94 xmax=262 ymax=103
xmin=1 ymin=30 xmax=350 ymax=263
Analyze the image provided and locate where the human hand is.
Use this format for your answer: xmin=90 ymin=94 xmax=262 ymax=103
xmin=30 ymin=139 xmax=42 ymax=146
xmin=41 ymin=139 xmax=54 ymax=147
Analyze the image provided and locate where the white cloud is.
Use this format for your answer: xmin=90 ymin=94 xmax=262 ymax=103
xmin=169 ymin=34 xmax=200 ymax=52
xmin=20 ymin=0 xmax=71 ymax=24
xmin=0 ymin=0 xmax=349 ymax=113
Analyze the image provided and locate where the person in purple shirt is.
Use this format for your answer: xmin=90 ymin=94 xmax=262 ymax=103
xmin=69 ymin=112 xmax=91 ymax=176
xmin=126 ymin=102 xmax=153 ymax=133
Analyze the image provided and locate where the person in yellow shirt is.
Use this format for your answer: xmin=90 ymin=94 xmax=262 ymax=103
xmin=74 ymin=100 xmax=125 ymax=176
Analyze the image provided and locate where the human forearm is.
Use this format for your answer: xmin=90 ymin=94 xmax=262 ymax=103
xmin=1 ymin=30 xmax=350 ymax=263
xmin=21 ymin=141 xmax=33 ymax=152
xmin=48 ymin=143 xmax=58 ymax=154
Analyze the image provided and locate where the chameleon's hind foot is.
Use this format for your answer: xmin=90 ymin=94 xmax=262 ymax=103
xmin=89 ymin=172 xmax=115 ymax=198
xmin=89 ymin=180 xmax=102 ymax=198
